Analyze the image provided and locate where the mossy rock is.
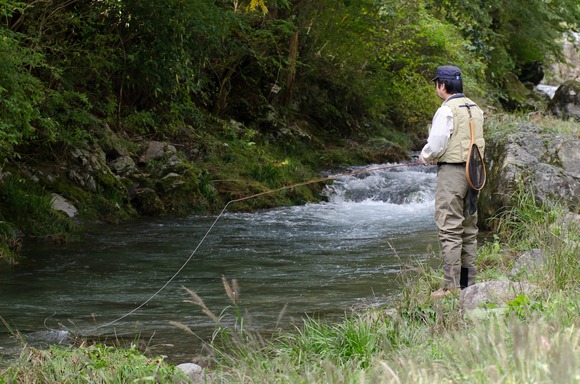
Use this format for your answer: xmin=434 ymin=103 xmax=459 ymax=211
xmin=500 ymin=72 xmax=547 ymax=112
xmin=132 ymin=188 xmax=165 ymax=216
xmin=549 ymin=80 xmax=580 ymax=120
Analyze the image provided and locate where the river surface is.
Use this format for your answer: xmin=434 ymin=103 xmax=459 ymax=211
xmin=0 ymin=162 xmax=439 ymax=363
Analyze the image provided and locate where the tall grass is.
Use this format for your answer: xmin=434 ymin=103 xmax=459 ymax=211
xmin=367 ymin=314 xmax=579 ymax=383
xmin=196 ymin=292 xmax=578 ymax=383
xmin=494 ymin=181 xmax=580 ymax=290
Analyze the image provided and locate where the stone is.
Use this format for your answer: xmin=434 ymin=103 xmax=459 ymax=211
xmin=109 ymin=155 xmax=137 ymax=176
xmin=176 ymin=363 xmax=204 ymax=382
xmin=548 ymin=33 xmax=580 ymax=83
xmin=132 ymin=188 xmax=165 ymax=215
xmin=50 ymin=193 xmax=78 ymax=218
xmin=518 ymin=61 xmax=544 ymax=86
xmin=549 ymin=80 xmax=580 ymax=120
xmin=510 ymin=249 xmax=544 ymax=276
xmin=142 ymin=141 xmax=177 ymax=162
xmin=95 ymin=122 xmax=130 ymax=159
xmin=460 ymin=281 xmax=540 ymax=311
xmin=159 ymin=172 xmax=185 ymax=192
xmin=26 ymin=329 xmax=72 ymax=344
xmin=556 ymin=137 xmax=580 ymax=177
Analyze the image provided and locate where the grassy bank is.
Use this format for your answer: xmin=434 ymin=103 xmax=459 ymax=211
xmin=0 ymin=343 xmax=191 ymax=383
xmin=2 ymin=181 xmax=578 ymax=383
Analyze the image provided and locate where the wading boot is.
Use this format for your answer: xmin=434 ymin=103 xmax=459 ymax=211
xmin=430 ymin=287 xmax=459 ymax=300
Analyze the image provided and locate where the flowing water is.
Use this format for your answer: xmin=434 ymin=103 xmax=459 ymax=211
xmin=0 ymin=162 xmax=439 ymax=363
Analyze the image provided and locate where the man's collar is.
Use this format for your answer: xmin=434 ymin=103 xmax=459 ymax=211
xmin=445 ymin=93 xmax=465 ymax=101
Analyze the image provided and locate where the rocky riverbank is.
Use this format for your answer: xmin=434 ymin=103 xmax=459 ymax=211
xmin=479 ymin=121 xmax=580 ymax=229
xmin=0 ymin=115 xmax=410 ymax=263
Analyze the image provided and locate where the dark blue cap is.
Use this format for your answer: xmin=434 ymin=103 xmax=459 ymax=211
xmin=431 ymin=66 xmax=462 ymax=82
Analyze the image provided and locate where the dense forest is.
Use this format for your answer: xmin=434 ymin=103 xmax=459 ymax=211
xmin=0 ymin=0 xmax=579 ymax=261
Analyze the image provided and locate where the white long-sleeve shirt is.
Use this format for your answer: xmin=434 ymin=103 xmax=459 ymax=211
xmin=420 ymin=104 xmax=454 ymax=162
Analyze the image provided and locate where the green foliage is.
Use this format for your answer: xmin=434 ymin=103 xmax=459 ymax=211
xmin=291 ymin=0 xmax=379 ymax=135
xmin=0 ymin=344 xmax=190 ymax=383
xmin=540 ymin=215 xmax=580 ymax=291
xmin=117 ymin=0 xmax=228 ymax=104
xmin=39 ymin=90 xmax=96 ymax=146
xmin=3 ymin=0 xmax=571 ymax=154
xmin=483 ymin=183 xmax=579 ymax=291
xmin=291 ymin=0 xmax=490 ymax=142
xmin=2 ymin=0 xmax=574 ymax=152
xmin=372 ymin=1 xmax=487 ymax=129
xmin=427 ymin=0 xmax=580 ymax=81
xmin=175 ymin=266 xmax=579 ymax=383
xmin=281 ymin=313 xmax=388 ymax=369
xmin=506 ymin=294 xmax=538 ymax=320
xmin=0 ymin=29 xmax=45 ymax=156
xmin=503 ymin=292 xmax=579 ymax=323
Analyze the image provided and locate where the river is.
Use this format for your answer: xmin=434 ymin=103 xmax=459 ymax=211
xmin=0 ymin=161 xmax=439 ymax=364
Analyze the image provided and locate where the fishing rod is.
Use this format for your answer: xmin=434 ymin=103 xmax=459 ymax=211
xmin=81 ymin=160 xmax=422 ymax=333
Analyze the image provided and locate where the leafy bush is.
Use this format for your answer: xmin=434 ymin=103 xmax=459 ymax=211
xmin=0 ymin=30 xmax=46 ymax=156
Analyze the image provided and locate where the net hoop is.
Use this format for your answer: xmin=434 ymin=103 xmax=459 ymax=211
xmin=465 ymin=118 xmax=486 ymax=191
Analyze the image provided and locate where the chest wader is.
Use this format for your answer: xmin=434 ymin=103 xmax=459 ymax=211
xmin=435 ymin=164 xmax=478 ymax=289
xmin=435 ymin=97 xmax=484 ymax=290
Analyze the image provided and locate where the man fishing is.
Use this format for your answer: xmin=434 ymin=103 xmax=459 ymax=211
xmin=418 ymin=65 xmax=485 ymax=299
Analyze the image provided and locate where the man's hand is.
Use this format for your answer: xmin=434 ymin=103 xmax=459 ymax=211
xmin=419 ymin=154 xmax=429 ymax=165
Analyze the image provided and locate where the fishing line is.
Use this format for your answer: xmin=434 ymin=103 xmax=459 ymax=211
xmin=82 ymin=161 xmax=421 ymax=334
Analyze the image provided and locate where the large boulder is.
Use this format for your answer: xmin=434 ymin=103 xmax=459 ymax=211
xmin=549 ymin=80 xmax=580 ymax=120
xmin=479 ymin=124 xmax=580 ymax=229
xmin=460 ymin=280 xmax=540 ymax=312
xmin=108 ymin=155 xmax=137 ymax=177
xmin=140 ymin=140 xmax=188 ymax=178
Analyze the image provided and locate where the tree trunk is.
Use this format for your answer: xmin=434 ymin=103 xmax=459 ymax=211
xmin=283 ymin=29 xmax=299 ymax=105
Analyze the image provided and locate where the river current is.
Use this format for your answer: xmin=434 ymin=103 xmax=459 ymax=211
xmin=0 ymin=162 xmax=439 ymax=363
